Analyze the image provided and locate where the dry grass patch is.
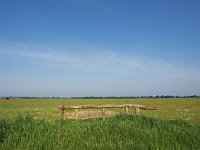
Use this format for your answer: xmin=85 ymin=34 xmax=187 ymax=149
xmin=65 ymin=110 xmax=116 ymax=119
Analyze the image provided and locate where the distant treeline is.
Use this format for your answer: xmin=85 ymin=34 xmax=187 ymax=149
xmin=0 ymin=97 xmax=61 ymax=99
xmin=70 ymin=95 xmax=200 ymax=99
xmin=1 ymin=95 xmax=199 ymax=99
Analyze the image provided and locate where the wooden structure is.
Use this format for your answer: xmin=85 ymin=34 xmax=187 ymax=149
xmin=58 ymin=104 xmax=157 ymax=120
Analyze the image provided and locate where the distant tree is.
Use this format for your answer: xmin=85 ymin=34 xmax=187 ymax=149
xmin=156 ymin=95 xmax=160 ymax=98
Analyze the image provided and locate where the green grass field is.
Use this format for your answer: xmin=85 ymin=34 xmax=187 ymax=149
xmin=0 ymin=98 xmax=200 ymax=149
xmin=0 ymin=98 xmax=200 ymax=123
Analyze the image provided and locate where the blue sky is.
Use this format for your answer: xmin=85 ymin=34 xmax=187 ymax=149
xmin=0 ymin=0 xmax=200 ymax=97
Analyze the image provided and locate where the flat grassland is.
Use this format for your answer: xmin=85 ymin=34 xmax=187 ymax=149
xmin=0 ymin=98 xmax=200 ymax=149
xmin=0 ymin=98 xmax=200 ymax=123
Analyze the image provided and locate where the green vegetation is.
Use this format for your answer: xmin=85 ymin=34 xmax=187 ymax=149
xmin=0 ymin=114 xmax=199 ymax=150
xmin=0 ymin=98 xmax=200 ymax=124
xmin=0 ymin=98 xmax=200 ymax=149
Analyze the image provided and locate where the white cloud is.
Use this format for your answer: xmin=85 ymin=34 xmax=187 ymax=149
xmin=0 ymin=41 xmax=200 ymax=96
xmin=0 ymin=43 xmax=199 ymax=78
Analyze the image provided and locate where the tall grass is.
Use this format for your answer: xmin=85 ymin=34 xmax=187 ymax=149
xmin=0 ymin=114 xmax=199 ymax=150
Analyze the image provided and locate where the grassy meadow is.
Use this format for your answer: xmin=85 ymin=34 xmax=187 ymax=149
xmin=0 ymin=98 xmax=200 ymax=123
xmin=0 ymin=98 xmax=200 ymax=149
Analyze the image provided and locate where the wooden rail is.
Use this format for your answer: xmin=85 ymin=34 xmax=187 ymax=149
xmin=58 ymin=104 xmax=157 ymax=120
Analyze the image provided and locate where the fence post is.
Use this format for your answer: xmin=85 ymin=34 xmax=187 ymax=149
xmin=135 ymin=107 xmax=140 ymax=115
xmin=102 ymin=108 xmax=105 ymax=119
xmin=125 ymin=107 xmax=128 ymax=114
xmin=75 ymin=109 xmax=79 ymax=118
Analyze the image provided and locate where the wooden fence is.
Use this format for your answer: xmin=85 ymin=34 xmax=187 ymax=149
xmin=58 ymin=104 xmax=157 ymax=120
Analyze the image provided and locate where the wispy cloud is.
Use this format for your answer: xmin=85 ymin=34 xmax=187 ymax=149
xmin=1 ymin=42 xmax=199 ymax=78
xmin=0 ymin=41 xmax=200 ymax=96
